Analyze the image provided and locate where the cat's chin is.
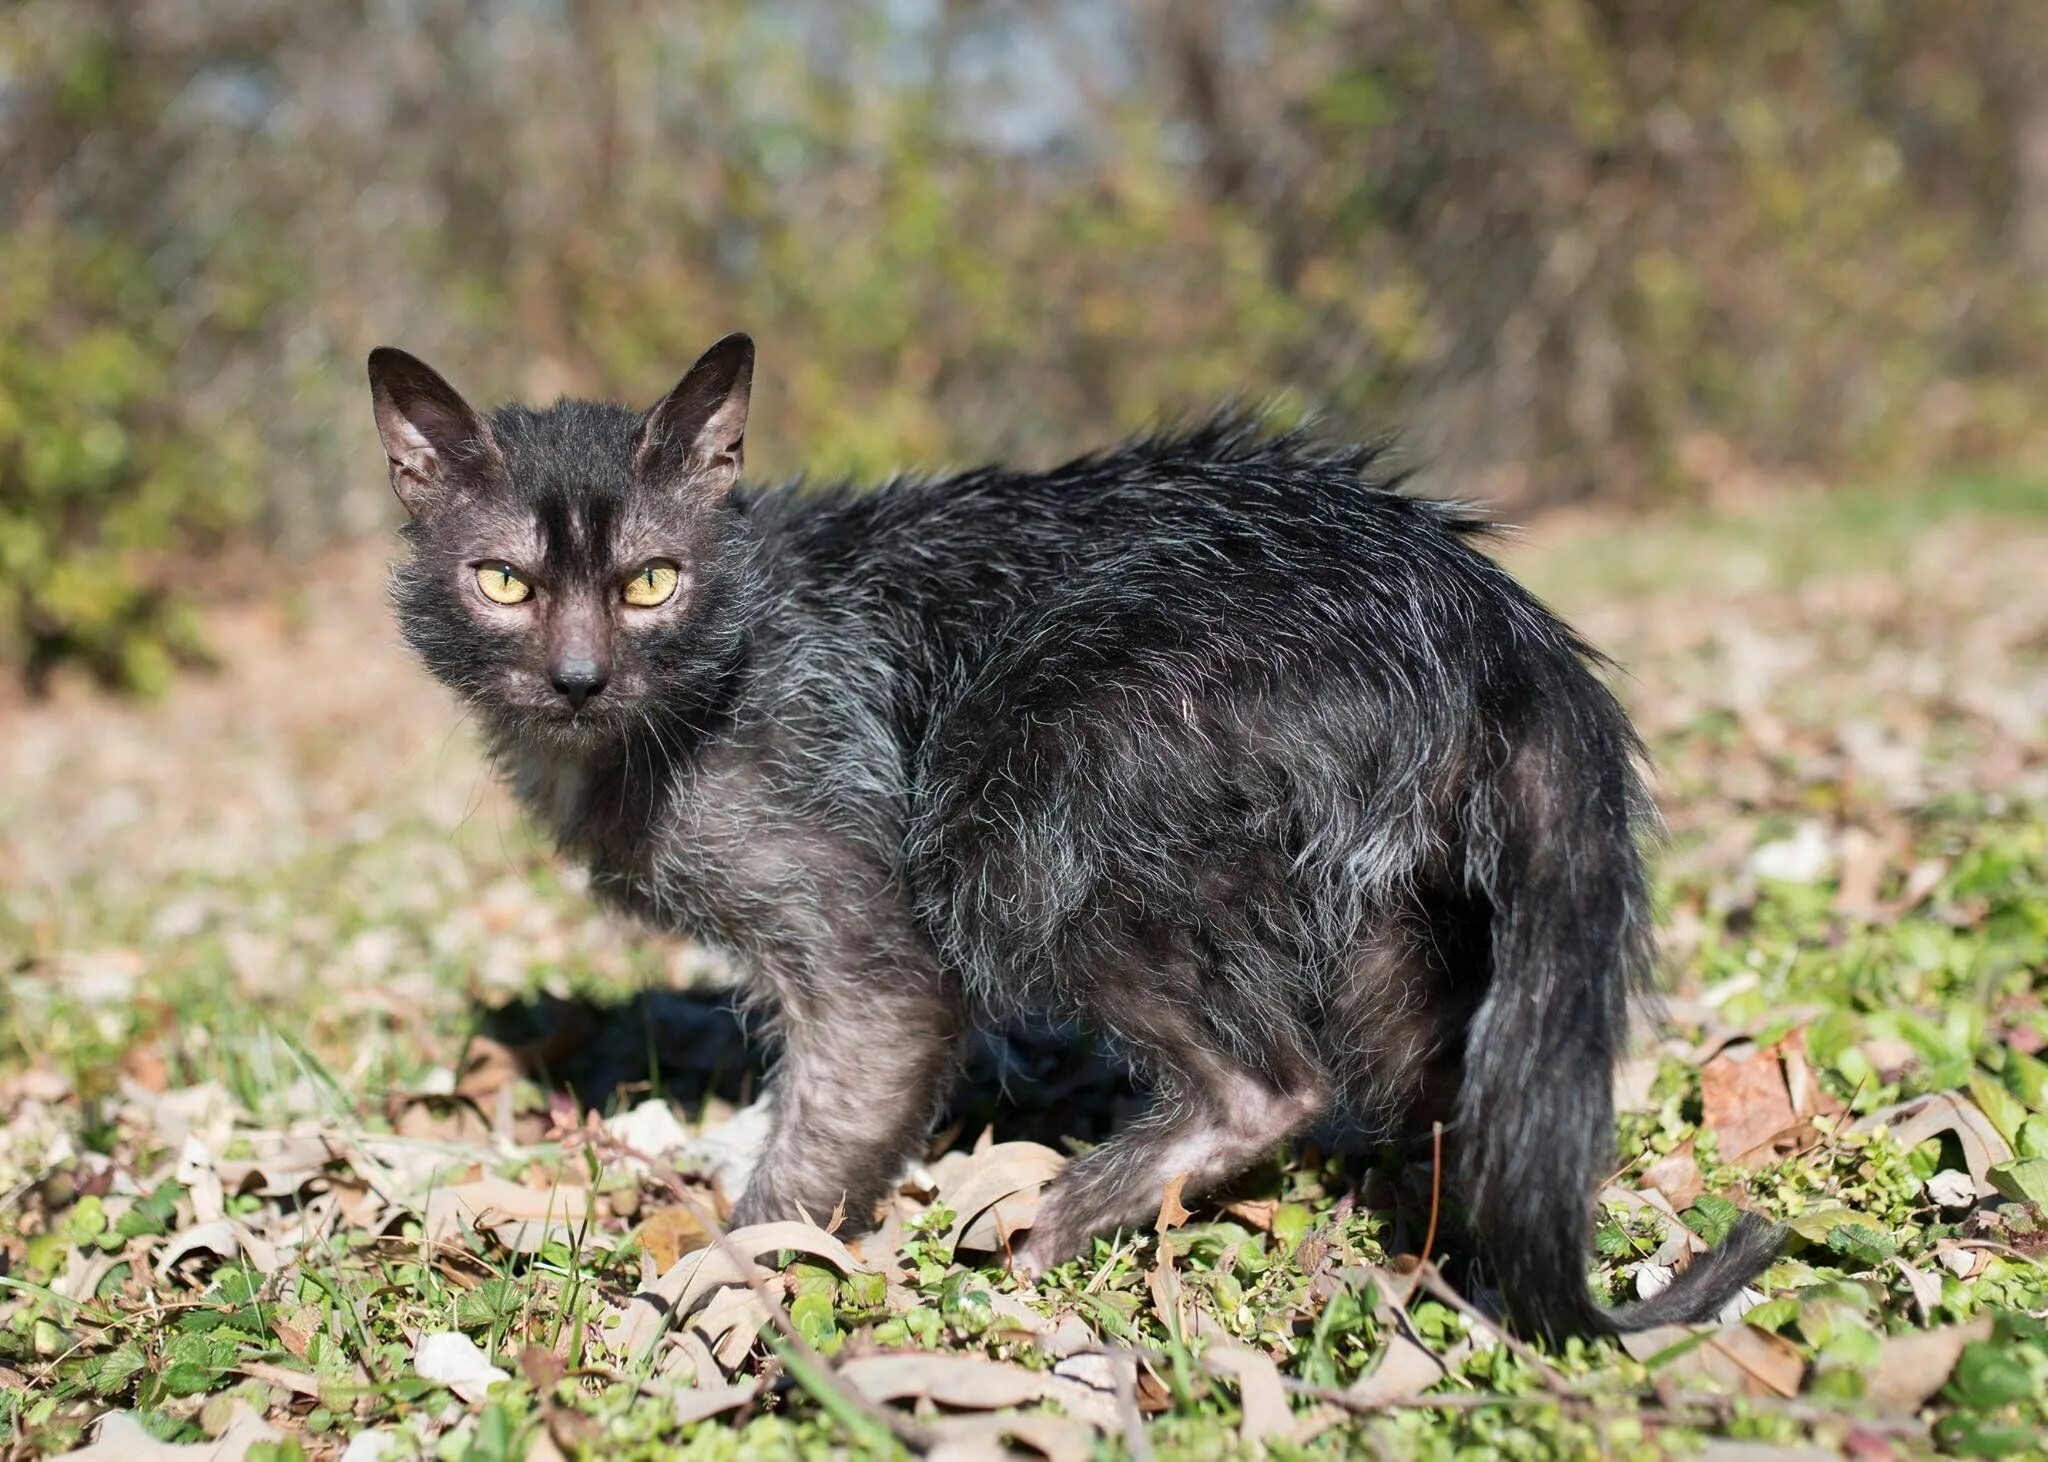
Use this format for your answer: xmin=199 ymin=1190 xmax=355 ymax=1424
xmin=482 ymin=701 xmax=633 ymax=756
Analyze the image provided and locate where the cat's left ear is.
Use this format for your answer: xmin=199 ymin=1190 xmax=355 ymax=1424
xmin=635 ymin=332 xmax=753 ymax=501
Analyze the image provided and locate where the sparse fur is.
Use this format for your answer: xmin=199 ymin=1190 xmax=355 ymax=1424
xmin=370 ymin=337 xmax=1781 ymax=1340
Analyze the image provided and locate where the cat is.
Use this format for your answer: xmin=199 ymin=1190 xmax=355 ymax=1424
xmin=368 ymin=332 xmax=1781 ymax=1340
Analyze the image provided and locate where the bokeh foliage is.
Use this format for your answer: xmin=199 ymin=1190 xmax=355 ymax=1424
xmin=0 ymin=226 xmax=257 ymax=693
xmin=2 ymin=0 xmax=2045 ymax=688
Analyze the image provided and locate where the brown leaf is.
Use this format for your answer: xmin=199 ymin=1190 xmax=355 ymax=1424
xmin=637 ymin=1205 xmax=716 ymax=1272
xmin=1223 ymin=1197 xmax=1279 ymax=1231
xmin=423 ymin=1174 xmax=592 ymax=1254
xmin=156 ymin=1220 xmax=278 ymax=1280
xmin=668 ymin=1376 xmax=763 ymax=1426
xmin=1203 ymin=1344 xmax=1291 ymax=1443
xmin=519 ymin=1345 xmax=568 ymax=1390
xmin=1345 ymin=1332 xmax=1446 ymax=1405
xmin=1155 ymin=1172 xmax=1194 ymax=1233
xmin=1623 ymin=1323 xmax=1805 ymax=1398
xmin=455 ymin=1034 xmax=525 ymax=1102
xmin=1832 ymin=826 xmax=1886 ymax=918
xmin=957 ymin=1189 xmax=1041 ymax=1255
xmin=1147 ymin=1239 xmax=1184 ymax=1336
xmin=1864 ymin=1317 xmax=1994 ymax=1413
xmin=1851 ymin=1091 xmax=2014 ymax=1199
xmin=937 ymin=1142 xmax=1066 ymax=1254
xmin=1779 ymin=1030 xmax=1844 ymax=1122
xmin=699 ymin=1282 xmax=777 ymax=1370
xmin=1701 ymin=1040 xmax=1801 ymax=1167
xmin=235 ymin=1360 xmax=322 ymax=1400
xmin=1641 ymin=1145 xmax=1705 ymax=1208
xmin=1050 ymin=1311 xmax=1099 ymax=1358
xmin=273 ymin=1309 xmax=314 ymax=1360
xmin=118 ymin=1044 xmax=170 ymax=1095
xmin=838 ymin=1352 xmax=1121 ymax=1430
xmin=49 ymin=1405 xmax=282 ymax=1461
xmin=620 ymin=1220 xmax=872 ymax=1356
xmin=926 ymin=1413 xmax=1096 ymax=1462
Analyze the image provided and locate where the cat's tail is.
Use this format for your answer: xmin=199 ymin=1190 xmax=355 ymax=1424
xmin=1456 ymin=688 xmax=1783 ymax=1342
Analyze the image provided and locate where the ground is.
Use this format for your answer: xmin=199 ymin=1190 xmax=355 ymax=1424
xmin=4 ymin=476 xmax=2048 ymax=1459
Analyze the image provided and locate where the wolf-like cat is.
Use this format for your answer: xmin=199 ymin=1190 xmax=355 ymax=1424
xmin=369 ymin=333 xmax=1779 ymax=1339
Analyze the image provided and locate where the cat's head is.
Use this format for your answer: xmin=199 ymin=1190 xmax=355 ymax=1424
xmin=368 ymin=334 xmax=757 ymax=753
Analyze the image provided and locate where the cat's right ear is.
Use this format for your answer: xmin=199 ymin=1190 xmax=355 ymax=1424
xmin=366 ymin=347 xmax=501 ymax=519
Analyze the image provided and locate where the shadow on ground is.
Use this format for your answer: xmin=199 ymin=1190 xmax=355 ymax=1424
xmin=473 ymin=988 xmax=1146 ymax=1152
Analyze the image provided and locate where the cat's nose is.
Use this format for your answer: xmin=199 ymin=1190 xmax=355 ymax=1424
xmin=551 ymin=659 xmax=608 ymax=710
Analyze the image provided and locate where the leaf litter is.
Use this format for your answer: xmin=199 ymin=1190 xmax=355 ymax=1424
xmin=5 ymin=491 xmax=2048 ymax=1454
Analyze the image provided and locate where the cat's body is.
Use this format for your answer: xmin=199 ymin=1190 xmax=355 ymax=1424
xmin=370 ymin=335 xmax=1781 ymax=1340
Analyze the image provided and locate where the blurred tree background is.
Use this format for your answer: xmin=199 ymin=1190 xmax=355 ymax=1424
xmin=3 ymin=0 xmax=2045 ymax=689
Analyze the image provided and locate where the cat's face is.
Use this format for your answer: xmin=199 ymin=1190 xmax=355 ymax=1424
xmin=369 ymin=336 xmax=756 ymax=752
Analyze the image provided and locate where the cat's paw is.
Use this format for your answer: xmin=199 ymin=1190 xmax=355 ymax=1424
xmin=1006 ymin=1226 xmax=1070 ymax=1284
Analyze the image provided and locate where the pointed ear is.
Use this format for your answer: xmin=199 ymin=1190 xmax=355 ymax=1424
xmin=634 ymin=333 xmax=754 ymax=500
xmin=366 ymin=347 xmax=500 ymax=518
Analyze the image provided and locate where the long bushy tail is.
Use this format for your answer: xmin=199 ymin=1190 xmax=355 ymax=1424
xmin=1457 ymin=688 xmax=1783 ymax=1342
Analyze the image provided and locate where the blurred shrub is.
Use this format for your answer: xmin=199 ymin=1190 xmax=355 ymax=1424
xmin=2 ymin=0 xmax=2045 ymax=691
xmin=0 ymin=226 xmax=257 ymax=692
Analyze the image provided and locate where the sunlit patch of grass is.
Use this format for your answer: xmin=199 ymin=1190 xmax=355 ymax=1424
xmin=1517 ymin=470 xmax=2048 ymax=607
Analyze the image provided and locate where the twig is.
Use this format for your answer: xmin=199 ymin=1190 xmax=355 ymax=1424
xmin=1417 ymin=1121 xmax=1443 ymax=1270
xmin=1411 ymin=1262 xmax=1574 ymax=1395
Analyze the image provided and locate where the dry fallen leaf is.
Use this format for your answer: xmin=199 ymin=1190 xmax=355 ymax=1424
xmin=50 ymin=1404 xmax=282 ymax=1460
xmin=1202 ymin=1344 xmax=1291 ymax=1443
xmin=692 ymin=1279 xmax=779 ymax=1370
xmin=1701 ymin=1041 xmax=1801 ymax=1168
xmin=157 ymin=1219 xmax=278 ymax=1280
xmin=936 ymin=1141 xmax=1066 ymax=1254
xmin=1641 ymin=1145 xmax=1706 ymax=1208
xmin=1155 ymin=1172 xmax=1194 ymax=1232
xmin=415 ymin=1330 xmax=511 ymax=1404
xmin=1832 ymin=825 xmax=1887 ymax=917
xmin=637 ymin=1204 xmax=717 ymax=1271
xmin=423 ymin=1174 xmax=592 ymax=1254
xmin=926 ymin=1413 xmax=1097 ymax=1462
xmin=1623 ymin=1323 xmax=1805 ymax=1398
xmin=1221 ymin=1197 xmax=1279 ymax=1232
xmin=667 ymin=1376 xmax=763 ymax=1426
xmin=1864 ymin=1317 xmax=1994 ymax=1414
xmin=237 ymin=1359 xmax=325 ymax=1401
xmin=1345 ymin=1331 xmax=1447 ymax=1406
xmin=1148 ymin=1243 xmax=1184 ymax=1326
xmin=1891 ymin=1256 xmax=1943 ymax=1325
xmin=839 ymin=1352 xmax=1122 ymax=1430
xmin=1852 ymin=1092 xmax=2013 ymax=1200
xmin=620 ymin=1219 xmax=873 ymax=1356
xmin=604 ymin=1099 xmax=695 ymax=1171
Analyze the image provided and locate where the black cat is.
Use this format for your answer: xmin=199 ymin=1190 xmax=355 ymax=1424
xmin=368 ymin=333 xmax=1780 ymax=1339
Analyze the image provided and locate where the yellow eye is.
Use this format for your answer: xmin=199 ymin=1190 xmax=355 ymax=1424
xmin=623 ymin=562 xmax=680 ymax=607
xmin=475 ymin=563 xmax=533 ymax=605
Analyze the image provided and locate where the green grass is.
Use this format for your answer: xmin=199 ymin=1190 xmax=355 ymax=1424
xmin=1517 ymin=470 xmax=2048 ymax=607
xmin=4 ymin=479 xmax=2048 ymax=1458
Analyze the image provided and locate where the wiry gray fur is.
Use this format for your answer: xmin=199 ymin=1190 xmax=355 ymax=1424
xmin=368 ymin=335 xmax=1781 ymax=1340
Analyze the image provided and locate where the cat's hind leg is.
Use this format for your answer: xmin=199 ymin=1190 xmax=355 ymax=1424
xmin=1010 ymin=999 xmax=1326 ymax=1279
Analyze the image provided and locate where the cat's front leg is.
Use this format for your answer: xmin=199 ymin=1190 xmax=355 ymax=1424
xmin=729 ymin=954 xmax=960 ymax=1232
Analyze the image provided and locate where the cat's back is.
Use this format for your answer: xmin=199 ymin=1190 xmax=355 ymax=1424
xmin=740 ymin=416 xmax=1516 ymax=651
